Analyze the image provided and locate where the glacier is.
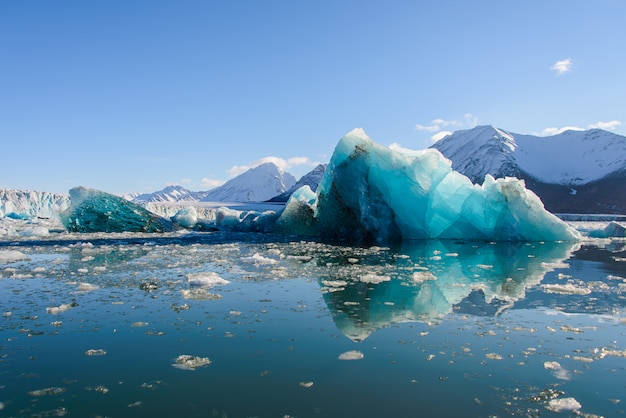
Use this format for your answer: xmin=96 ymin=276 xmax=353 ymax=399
xmin=60 ymin=186 xmax=176 ymax=233
xmin=0 ymin=188 xmax=70 ymax=219
xmin=277 ymin=129 xmax=580 ymax=242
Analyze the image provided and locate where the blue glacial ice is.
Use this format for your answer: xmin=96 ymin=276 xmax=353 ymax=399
xmin=277 ymin=129 xmax=581 ymax=242
xmin=60 ymin=186 xmax=176 ymax=233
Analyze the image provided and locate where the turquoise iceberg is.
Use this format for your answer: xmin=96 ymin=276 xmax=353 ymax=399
xmin=278 ymin=129 xmax=580 ymax=242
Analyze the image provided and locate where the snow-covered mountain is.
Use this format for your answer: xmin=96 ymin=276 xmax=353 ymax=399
xmin=131 ymin=185 xmax=208 ymax=203
xmin=201 ymin=162 xmax=297 ymax=202
xmin=267 ymin=163 xmax=327 ymax=202
xmin=0 ymin=188 xmax=70 ymax=219
xmin=431 ymin=126 xmax=626 ymax=213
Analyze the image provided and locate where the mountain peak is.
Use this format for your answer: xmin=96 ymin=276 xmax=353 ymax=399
xmin=201 ymin=162 xmax=296 ymax=202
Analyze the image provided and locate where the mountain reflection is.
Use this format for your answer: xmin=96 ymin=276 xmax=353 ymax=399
xmin=319 ymin=240 xmax=579 ymax=341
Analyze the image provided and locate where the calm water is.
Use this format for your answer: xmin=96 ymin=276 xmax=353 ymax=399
xmin=1 ymin=230 xmax=625 ymax=417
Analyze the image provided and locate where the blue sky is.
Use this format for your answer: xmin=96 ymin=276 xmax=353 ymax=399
xmin=2 ymin=1 xmax=625 ymax=195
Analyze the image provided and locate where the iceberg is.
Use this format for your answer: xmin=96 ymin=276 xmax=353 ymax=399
xmin=277 ymin=129 xmax=580 ymax=243
xmin=60 ymin=187 xmax=176 ymax=233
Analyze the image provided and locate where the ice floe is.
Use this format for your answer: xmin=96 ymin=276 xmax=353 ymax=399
xmin=172 ymin=354 xmax=211 ymax=370
xmin=338 ymin=350 xmax=364 ymax=360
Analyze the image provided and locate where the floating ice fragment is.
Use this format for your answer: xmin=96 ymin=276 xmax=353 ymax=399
xmin=485 ymin=353 xmax=503 ymax=360
xmin=412 ymin=271 xmax=436 ymax=283
xmin=321 ymin=279 xmax=348 ymax=288
xmin=131 ymin=322 xmax=148 ymax=327
xmin=360 ymin=273 xmax=390 ymax=284
xmin=338 ymin=350 xmax=364 ymax=360
xmin=0 ymin=250 xmax=28 ymax=263
xmin=85 ymin=348 xmax=107 ymax=356
xmin=543 ymin=283 xmax=591 ymax=295
xmin=28 ymin=387 xmax=67 ymax=396
xmin=20 ymin=226 xmax=49 ymax=237
xmin=186 ymin=272 xmax=229 ymax=287
xmin=46 ymin=303 xmax=74 ymax=315
xmin=544 ymin=361 xmax=561 ymax=370
xmin=546 ymin=397 xmax=581 ymax=413
xmin=172 ymin=354 xmax=211 ymax=370
xmin=171 ymin=206 xmax=198 ymax=228
xmin=241 ymin=253 xmax=277 ymax=265
xmin=77 ymin=282 xmax=98 ymax=291
xmin=299 ymin=381 xmax=314 ymax=388
xmin=181 ymin=289 xmax=222 ymax=300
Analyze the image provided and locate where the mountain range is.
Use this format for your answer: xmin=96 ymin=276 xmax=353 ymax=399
xmin=430 ymin=125 xmax=626 ymax=213
xmin=112 ymin=126 xmax=626 ymax=214
xmin=132 ymin=162 xmax=302 ymax=204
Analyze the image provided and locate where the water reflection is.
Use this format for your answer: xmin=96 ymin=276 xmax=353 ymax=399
xmin=319 ymin=240 xmax=580 ymax=341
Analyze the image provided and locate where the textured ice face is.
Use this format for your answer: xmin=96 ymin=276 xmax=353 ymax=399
xmin=60 ymin=187 xmax=176 ymax=233
xmin=278 ymin=129 xmax=581 ymax=243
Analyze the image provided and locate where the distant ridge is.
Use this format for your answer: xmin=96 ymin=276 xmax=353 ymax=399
xmin=131 ymin=185 xmax=207 ymax=203
xmin=431 ymin=125 xmax=626 ymax=213
xmin=267 ymin=164 xmax=327 ymax=202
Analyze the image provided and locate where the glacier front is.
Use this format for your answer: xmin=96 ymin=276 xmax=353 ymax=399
xmin=277 ymin=129 xmax=580 ymax=243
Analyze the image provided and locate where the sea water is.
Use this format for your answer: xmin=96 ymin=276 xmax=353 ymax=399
xmin=0 ymin=229 xmax=625 ymax=417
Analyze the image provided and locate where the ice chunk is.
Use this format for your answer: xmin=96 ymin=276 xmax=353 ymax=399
xmin=338 ymin=350 xmax=364 ymax=360
xmin=46 ymin=303 xmax=75 ymax=314
xmin=277 ymin=129 xmax=580 ymax=243
xmin=0 ymin=250 xmax=28 ymax=263
xmin=186 ymin=272 xmax=229 ymax=287
xmin=172 ymin=354 xmax=211 ymax=370
xmin=171 ymin=206 xmax=198 ymax=228
xmin=546 ymin=397 xmax=581 ymax=412
xmin=60 ymin=186 xmax=176 ymax=233
xmin=216 ymin=207 xmax=279 ymax=232
xmin=588 ymin=221 xmax=626 ymax=238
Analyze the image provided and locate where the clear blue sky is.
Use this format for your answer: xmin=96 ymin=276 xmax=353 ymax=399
xmin=2 ymin=1 xmax=625 ymax=195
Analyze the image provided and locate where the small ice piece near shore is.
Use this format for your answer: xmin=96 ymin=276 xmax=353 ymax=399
xmin=546 ymin=397 xmax=581 ymax=413
xmin=338 ymin=350 xmax=364 ymax=360
xmin=172 ymin=354 xmax=211 ymax=370
xmin=186 ymin=272 xmax=229 ymax=287
xmin=0 ymin=250 xmax=28 ymax=263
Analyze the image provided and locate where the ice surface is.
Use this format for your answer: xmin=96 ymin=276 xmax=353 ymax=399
xmin=277 ymin=129 xmax=581 ymax=243
xmin=60 ymin=186 xmax=176 ymax=233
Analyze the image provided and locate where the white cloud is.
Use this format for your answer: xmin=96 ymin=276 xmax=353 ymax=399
xmin=538 ymin=120 xmax=622 ymax=136
xmin=416 ymin=113 xmax=478 ymax=142
xmin=431 ymin=131 xmax=453 ymax=142
xmin=200 ymin=178 xmax=225 ymax=190
xmin=228 ymin=156 xmax=315 ymax=177
xmin=588 ymin=120 xmax=622 ymax=130
xmin=551 ymin=58 xmax=573 ymax=76
xmin=415 ymin=123 xmax=441 ymax=133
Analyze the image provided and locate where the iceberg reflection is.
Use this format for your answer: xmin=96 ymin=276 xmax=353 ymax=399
xmin=319 ymin=240 xmax=579 ymax=341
